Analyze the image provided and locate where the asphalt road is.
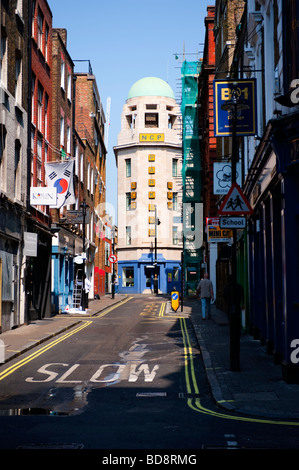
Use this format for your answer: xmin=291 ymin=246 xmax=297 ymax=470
xmin=0 ymin=295 xmax=298 ymax=456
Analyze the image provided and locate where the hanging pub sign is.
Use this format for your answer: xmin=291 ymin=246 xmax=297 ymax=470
xmin=213 ymin=79 xmax=257 ymax=137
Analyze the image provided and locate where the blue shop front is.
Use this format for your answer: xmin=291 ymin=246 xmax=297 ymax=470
xmin=118 ymin=253 xmax=181 ymax=295
xmin=51 ymin=229 xmax=83 ymax=313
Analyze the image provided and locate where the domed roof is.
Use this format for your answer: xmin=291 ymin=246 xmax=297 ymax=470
xmin=127 ymin=77 xmax=175 ymax=100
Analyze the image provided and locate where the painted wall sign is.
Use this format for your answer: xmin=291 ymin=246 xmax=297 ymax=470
xmin=139 ymin=133 xmax=165 ymax=142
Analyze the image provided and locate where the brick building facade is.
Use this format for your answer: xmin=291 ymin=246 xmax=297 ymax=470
xmin=74 ymin=70 xmax=107 ymax=298
xmin=0 ymin=0 xmax=29 ymax=331
xmin=27 ymin=0 xmax=53 ymax=320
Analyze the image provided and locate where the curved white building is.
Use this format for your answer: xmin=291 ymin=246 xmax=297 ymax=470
xmin=114 ymin=77 xmax=183 ymax=294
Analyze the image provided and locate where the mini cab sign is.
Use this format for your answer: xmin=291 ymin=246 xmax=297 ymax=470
xmin=207 ymin=217 xmax=233 ymax=243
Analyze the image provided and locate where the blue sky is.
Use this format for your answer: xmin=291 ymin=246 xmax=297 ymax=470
xmin=49 ymin=0 xmax=213 ymax=223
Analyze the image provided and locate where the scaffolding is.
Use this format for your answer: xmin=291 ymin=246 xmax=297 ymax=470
xmin=181 ymin=61 xmax=202 ymax=294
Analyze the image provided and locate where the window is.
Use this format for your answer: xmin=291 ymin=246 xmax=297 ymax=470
xmin=75 ymin=145 xmax=79 ymax=175
xmin=14 ymin=140 xmax=21 ymax=200
xmin=145 ymin=113 xmax=159 ymax=128
xmin=172 ymin=159 xmax=178 ymax=177
xmin=37 ymin=9 xmax=43 ymax=51
xmin=105 ymin=242 xmax=110 ymax=266
xmin=44 ymin=94 xmax=48 ymax=140
xmin=126 ymin=192 xmax=131 ymax=211
xmin=122 ymin=267 xmax=134 ymax=287
xmin=126 ymin=226 xmax=131 ymax=245
xmin=0 ymin=34 xmax=7 ymax=88
xmin=0 ymin=126 xmax=7 ymax=188
xmin=80 ymin=153 xmax=83 ymax=182
xmin=168 ymin=114 xmax=176 ymax=129
xmin=31 ymin=74 xmax=36 ymax=124
xmin=45 ymin=25 xmax=49 ymax=62
xmin=67 ymin=125 xmax=71 ymax=154
xmin=31 ymin=1 xmax=36 ymax=38
xmin=67 ymin=73 xmax=72 ymax=101
xmin=173 ymin=267 xmax=179 ymax=281
xmin=61 ymin=60 xmax=65 ymax=89
xmin=173 ymin=226 xmax=179 ymax=245
xmin=15 ymin=56 xmax=22 ymax=104
xmin=87 ymin=162 xmax=90 ymax=191
xmin=37 ymin=84 xmax=43 ymax=130
xmin=126 ymin=158 xmax=131 ymax=177
xmin=16 ymin=0 xmax=23 ymax=17
xmin=37 ymin=137 xmax=42 ymax=186
xmin=91 ymin=168 xmax=94 ymax=195
xmin=173 ymin=192 xmax=178 ymax=211
xmin=60 ymin=116 xmax=65 ymax=146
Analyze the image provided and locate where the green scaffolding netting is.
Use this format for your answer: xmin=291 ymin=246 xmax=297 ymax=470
xmin=181 ymin=61 xmax=202 ymax=280
xmin=180 ymin=61 xmax=201 ymax=203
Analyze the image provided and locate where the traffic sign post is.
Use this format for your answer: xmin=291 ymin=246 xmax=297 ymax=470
xmin=171 ymin=289 xmax=179 ymax=312
xmin=218 ymin=85 xmax=254 ymax=372
xmin=219 ymin=216 xmax=247 ymax=229
xmin=218 ymin=183 xmax=253 ymax=216
xmin=108 ymin=254 xmax=117 ymax=264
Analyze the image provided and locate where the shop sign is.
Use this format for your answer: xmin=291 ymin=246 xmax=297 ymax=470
xmin=213 ymin=79 xmax=257 ymax=136
xmin=206 ymin=217 xmax=233 ymax=243
xmin=30 ymin=187 xmax=57 ymax=206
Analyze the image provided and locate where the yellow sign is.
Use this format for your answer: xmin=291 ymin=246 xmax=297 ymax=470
xmin=148 ymin=154 xmax=155 ymax=161
xmin=140 ymin=134 xmax=165 ymax=142
xmin=149 ymin=192 xmax=155 ymax=199
xmin=148 ymin=179 xmax=155 ymax=186
xmin=207 ymin=217 xmax=233 ymax=242
xmin=148 ymin=167 xmax=155 ymax=174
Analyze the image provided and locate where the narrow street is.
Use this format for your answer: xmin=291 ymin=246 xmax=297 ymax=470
xmin=0 ymin=296 xmax=299 ymax=453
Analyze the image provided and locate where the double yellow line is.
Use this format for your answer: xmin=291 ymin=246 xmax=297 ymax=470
xmin=0 ymin=321 xmax=92 ymax=381
xmin=180 ymin=317 xmax=299 ymax=426
xmin=158 ymin=302 xmax=166 ymax=317
xmin=96 ymin=296 xmax=133 ymax=318
xmin=0 ymin=297 xmax=134 ymax=381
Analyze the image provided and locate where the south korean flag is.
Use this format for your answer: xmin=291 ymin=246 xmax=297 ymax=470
xmin=45 ymin=160 xmax=76 ymax=209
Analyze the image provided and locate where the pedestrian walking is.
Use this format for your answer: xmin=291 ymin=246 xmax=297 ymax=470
xmin=196 ymin=273 xmax=214 ymax=319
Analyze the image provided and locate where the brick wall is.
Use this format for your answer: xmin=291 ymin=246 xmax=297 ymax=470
xmin=31 ymin=0 xmax=52 ymax=192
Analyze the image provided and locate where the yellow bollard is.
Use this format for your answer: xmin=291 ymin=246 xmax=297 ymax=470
xmin=171 ymin=288 xmax=179 ymax=312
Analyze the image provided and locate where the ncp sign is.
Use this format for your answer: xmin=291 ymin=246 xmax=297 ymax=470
xmin=213 ymin=79 xmax=257 ymax=137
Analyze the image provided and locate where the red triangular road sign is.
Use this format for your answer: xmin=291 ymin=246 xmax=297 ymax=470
xmin=218 ymin=183 xmax=253 ymax=215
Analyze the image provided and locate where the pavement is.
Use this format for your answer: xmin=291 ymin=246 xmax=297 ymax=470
xmin=1 ymin=293 xmax=299 ymax=421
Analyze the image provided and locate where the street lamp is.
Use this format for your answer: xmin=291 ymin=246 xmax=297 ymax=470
xmin=154 ymin=205 xmax=160 ymax=294
xmin=112 ymin=227 xmax=115 ymax=299
xmin=80 ymin=199 xmax=87 ymax=311
xmin=221 ymin=84 xmax=249 ymax=371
